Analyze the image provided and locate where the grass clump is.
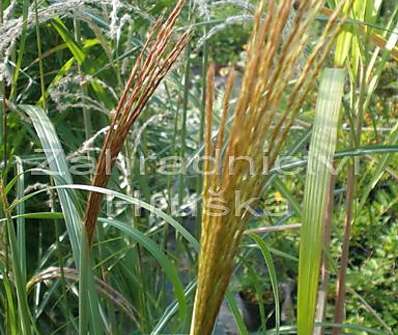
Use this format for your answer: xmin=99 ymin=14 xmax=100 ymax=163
xmin=191 ymin=1 xmax=348 ymax=333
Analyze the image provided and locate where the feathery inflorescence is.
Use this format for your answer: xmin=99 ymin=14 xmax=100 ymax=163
xmin=190 ymin=1 xmax=348 ymax=334
xmin=84 ymin=0 xmax=189 ymax=244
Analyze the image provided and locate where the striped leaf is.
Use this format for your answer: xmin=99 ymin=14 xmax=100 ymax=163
xmin=19 ymin=105 xmax=82 ymax=265
xmin=297 ymin=68 xmax=345 ymax=335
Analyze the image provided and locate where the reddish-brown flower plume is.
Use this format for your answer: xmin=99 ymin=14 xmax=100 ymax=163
xmin=84 ymin=0 xmax=189 ymax=245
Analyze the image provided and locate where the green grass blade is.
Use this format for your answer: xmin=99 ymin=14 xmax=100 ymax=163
xmin=151 ymin=281 xmax=197 ymax=334
xmin=0 ymin=212 xmax=64 ymax=222
xmin=15 ymin=157 xmax=26 ymax=283
xmin=10 ymin=0 xmax=29 ymax=99
xmin=44 ymin=184 xmax=199 ymax=252
xmin=18 ymin=105 xmax=82 ymax=266
xmin=11 ymin=182 xmax=199 ymax=253
xmin=226 ymin=292 xmax=249 ymax=335
xmin=0 ymin=184 xmax=32 ymax=335
xmin=249 ymin=233 xmax=280 ymax=335
xmin=2 ymin=271 xmax=18 ymax=335
xmin=51 ymin=18 xmax=86 ymax=64
xmin=100 ymin=217 xmax=187 ymax=323
xmin=34 ymin=0 xmax=46 ymax=110
xmin=79 ymin=230 xmax=104 ymax=335
xmin=297 ymin=68 xmax=346 ymax=335
xmin=9 ymin=180 xmax=195 ymax=330
xmin=16 ymin=105 xmax=105 ymax=333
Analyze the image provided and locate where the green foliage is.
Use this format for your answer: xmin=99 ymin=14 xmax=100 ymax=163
xmin=0 ymin=0 xmax=397 ymax=334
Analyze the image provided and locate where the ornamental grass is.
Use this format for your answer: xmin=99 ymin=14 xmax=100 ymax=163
xmin=190 ymin=1 xmax=349 ymax=333
xmin=83 ymin=0 xmax=189 ymax=244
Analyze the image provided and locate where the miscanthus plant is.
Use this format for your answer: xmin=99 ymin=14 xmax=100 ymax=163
xmin=191 ymin=1 xmax=348 ymax=334
xmin=0 ymin=0 xmax=397 ymax=334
